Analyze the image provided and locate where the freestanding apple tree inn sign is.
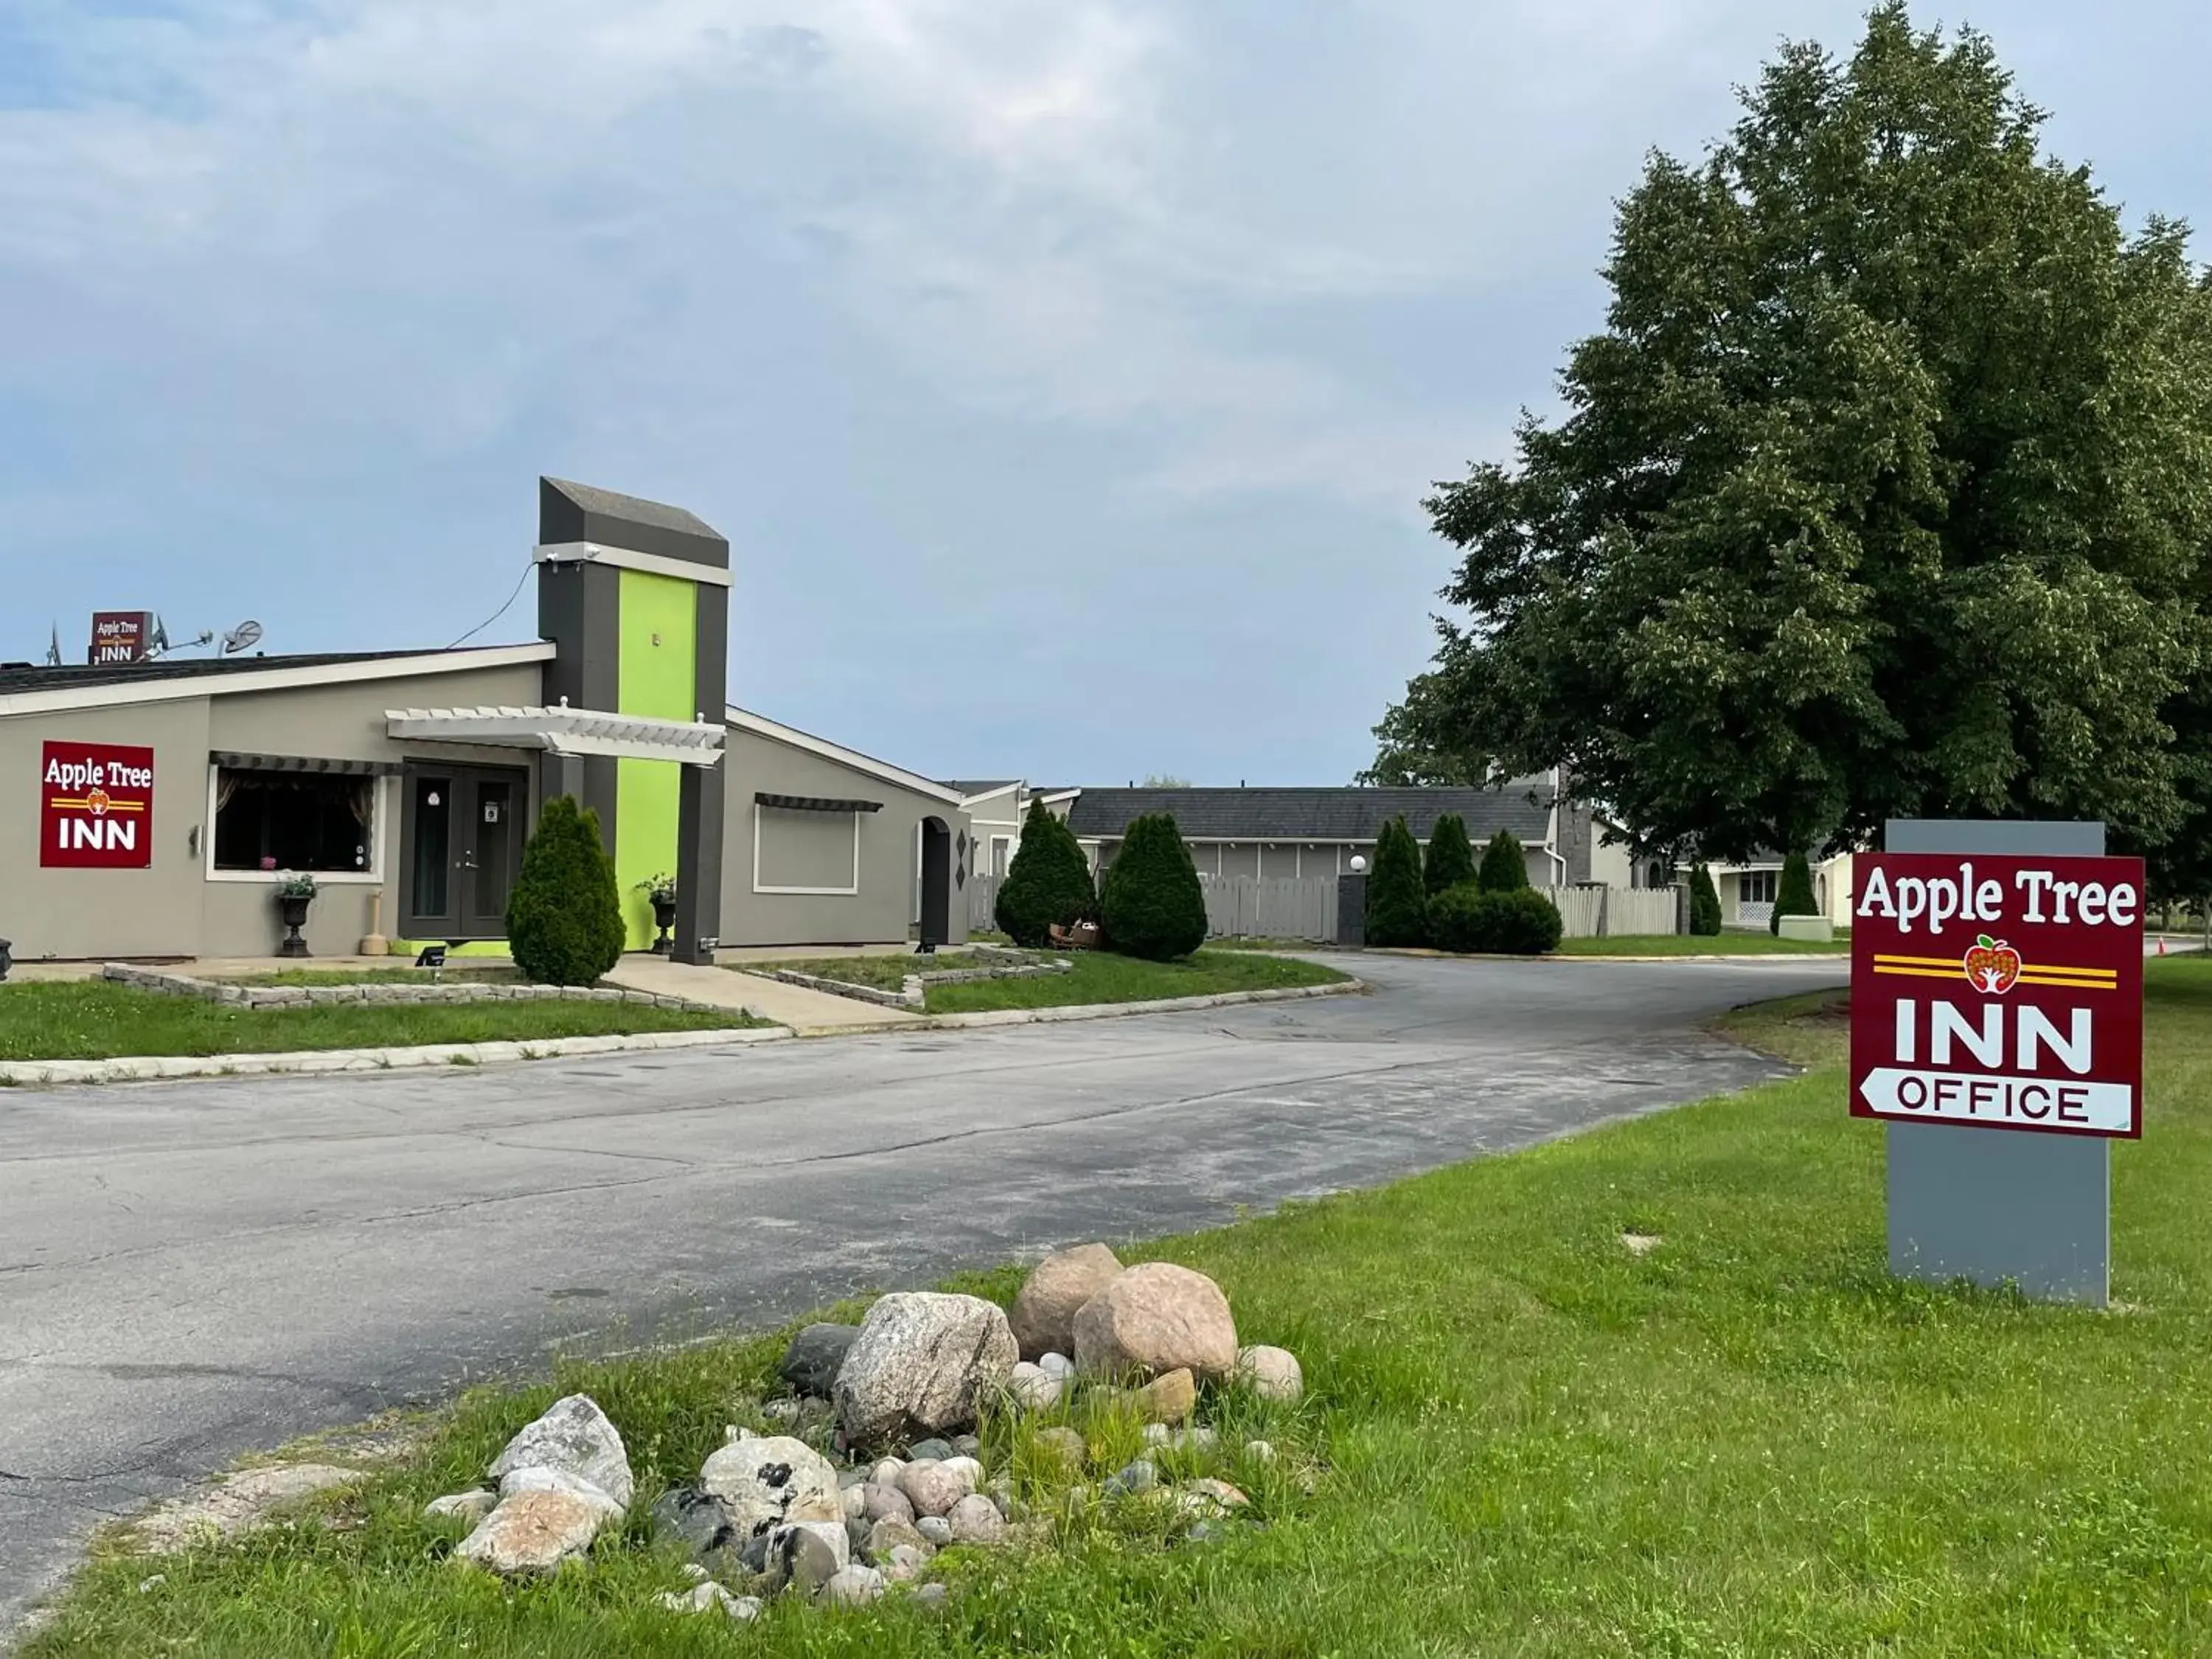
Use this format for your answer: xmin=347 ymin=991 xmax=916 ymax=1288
xmin=1854 ymin=821 xmax=2143 ymax=1305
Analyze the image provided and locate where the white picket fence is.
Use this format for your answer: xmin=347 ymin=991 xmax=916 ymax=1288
xmin=967 ymin=870 xmax=1678 ymax=942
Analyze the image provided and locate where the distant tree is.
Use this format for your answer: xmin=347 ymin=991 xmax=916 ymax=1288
xmin=1099 ymin=813 xmax=1207 ymax=961
xmin=1688 ymin=864 xmax=1723 ymax=936
xmin=1139 ymin=774 xmax=1193 ymax=789
xmin=995 ymin=798 xmax=1096 ymax=947
xmin=1770 ymin=852 xmax=1820 ymax=934
xmin=1369 ymin=3 xmax=2212 ymax=859
xmin=1364 ymin=817 xmax=1429 ymax=947
xmin=1422 ymin=813 xmax=1477 ymax=895
xmin=1476 ymin=830 xmax=1531 ymax=894
xmin=507 ymin=796 xmax=625 ymax=986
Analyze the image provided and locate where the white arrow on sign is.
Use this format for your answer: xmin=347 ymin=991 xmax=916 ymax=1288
xmin=1858 ymin=1067 xmax=2133 ymax=1135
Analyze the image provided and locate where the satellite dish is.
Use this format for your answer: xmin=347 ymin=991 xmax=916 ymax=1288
xmin=221 ymin=620 xmax=264 ymax=656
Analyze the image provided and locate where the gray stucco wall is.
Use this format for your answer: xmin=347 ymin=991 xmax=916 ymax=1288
xmin=718 ymin=723 xmax=970 ymax=949
xmin=0 ymin=661 xmax=548 ymax=961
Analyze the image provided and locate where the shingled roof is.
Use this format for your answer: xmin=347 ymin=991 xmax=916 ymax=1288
xmin=1065 ymin=781 xmax=1557 ymax=845
xmin=0 ymin=648 xmax=494 ymax=698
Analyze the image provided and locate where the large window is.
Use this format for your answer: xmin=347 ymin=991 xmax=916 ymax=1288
xmin=1739 ymin=869 xmax=1778 ymax=905
xmin=213 ymin=769 xmax=376 ymax=873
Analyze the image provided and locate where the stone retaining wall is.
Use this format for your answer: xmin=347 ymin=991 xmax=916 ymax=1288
xmin=102 ymin=964 xmax=719 ymax=1015
xmin=748 ymin=956 xmax=1073 ymax=1011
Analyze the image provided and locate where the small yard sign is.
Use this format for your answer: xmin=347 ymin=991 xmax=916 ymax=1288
xmin=41 ymin=740 xmax=156 ymax=869
xmin=1851 ymin=852 xmax=2143 ymax=1139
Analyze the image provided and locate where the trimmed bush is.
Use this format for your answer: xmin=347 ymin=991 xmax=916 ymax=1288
xmin=1770 ymin=850 xmax=1820 ymax=934
xmin=1477 ymin=830 xmax=1532 ymax=893
xmin=1423 ymin=813 xmax=1477 ymax=896
xmin=506 ymin=795 xmax=626 ymax=987
xmin=1427 ymin=883 xmax=1564 ymax=955
xmin=1689 ymin=863 xmax=1723 ymax=936
xmin=1484 ymin=886 xmax=1565 ymax=954
xmin=1426 ymin=883 xmax=1489 ymax=953
xmin=995 ymin=798 xmax=1098 ymax=947
xmin=1099 ymin=813 xmax=1207 ymax=961
xmin=1365 ymin=816 xmax=1429 ymax=947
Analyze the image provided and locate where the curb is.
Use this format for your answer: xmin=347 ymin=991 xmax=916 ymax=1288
xmin=0 ymin=1026 xmax=792 ymax=1090
xmin=800 ymin=976 xmax=1369 ymax=1036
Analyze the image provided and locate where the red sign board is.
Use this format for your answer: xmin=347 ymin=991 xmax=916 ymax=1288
xmin=40 ymin=742 xmax=156 ymax=869
xmin=1851 ymin=853 xmax=2144 ymax=1139
xmin=88 ymin=612 xmax=154 ymax=666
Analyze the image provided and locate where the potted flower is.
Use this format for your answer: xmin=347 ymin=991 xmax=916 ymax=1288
xmin=637 ymin=873 xmax=678 ymax=955
xmin=274 ymin=872 xmax=317 ymax=959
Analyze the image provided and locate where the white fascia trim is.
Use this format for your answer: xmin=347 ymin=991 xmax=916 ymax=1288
xmin=535 ymin=541 xmax=735 ymax=589
xmin=385 ymin=706 xmax=725 ymax=766
xmin=0 ymin=644 xmax=557 ymax=720
xmin=1034 ymin=790 xmax=1082 ymax=805
xmin=726 ymin=706 xmax=964 ymax=805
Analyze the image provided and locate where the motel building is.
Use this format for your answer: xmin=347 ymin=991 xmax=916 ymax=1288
xmin=1 ymin=479 xmax=973 ymax=965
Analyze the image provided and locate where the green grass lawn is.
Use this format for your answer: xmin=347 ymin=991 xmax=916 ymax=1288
xmin=27 ymin=960 xmax=2212 ymax=1655
xmin=1557 ymin=931 xmax=1849 ymax=956
xmin=0 ymin=982 xmax=755 ymax=1062
xmin=922 ymin=947 xmax=1349 ymax=1013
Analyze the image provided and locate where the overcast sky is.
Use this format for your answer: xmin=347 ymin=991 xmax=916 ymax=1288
xmin=4 ymin=2 xmax=2205 ymax=786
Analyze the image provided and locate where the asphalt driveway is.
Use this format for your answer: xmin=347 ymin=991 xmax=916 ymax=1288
xmin=0 ymin=951 xmax=1845 ymax=1636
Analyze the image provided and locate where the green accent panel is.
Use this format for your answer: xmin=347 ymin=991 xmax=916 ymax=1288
xmin=615 ymin=569 xmax=698 ymax=948
xmin=390 ymin=939 xmax=512 ymax=959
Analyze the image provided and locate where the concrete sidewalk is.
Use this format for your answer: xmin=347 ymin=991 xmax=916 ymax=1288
xmin=605 ymin=955 xmax=919 ymax=1034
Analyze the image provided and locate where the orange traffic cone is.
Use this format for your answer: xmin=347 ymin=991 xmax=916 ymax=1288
xmin=2159 ymin=937 xmax=2167 ymax=955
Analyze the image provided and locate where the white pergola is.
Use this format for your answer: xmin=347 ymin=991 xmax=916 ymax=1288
xmin=384 ymin=705 xmax=725 ymax=766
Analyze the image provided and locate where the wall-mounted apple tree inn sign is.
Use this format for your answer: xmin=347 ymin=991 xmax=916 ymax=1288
xmin=1851 ymin=852 xmax=2144 ymax=1139
xmin=41 ymin=741 xmax=156 ymax=870
xmin=1854 ymin=824 xmax=2142 ymax=1308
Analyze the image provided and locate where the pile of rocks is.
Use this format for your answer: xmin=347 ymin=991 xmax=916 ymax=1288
xmin=428 ymin=1245 xmax=1304 ymax=1621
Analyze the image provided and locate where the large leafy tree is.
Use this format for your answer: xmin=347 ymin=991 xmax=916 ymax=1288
xmin=1375 ymin=4 xmax=2212 ymax=858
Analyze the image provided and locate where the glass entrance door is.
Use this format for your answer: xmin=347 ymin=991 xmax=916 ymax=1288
xmin=402 ymin=764 xmax=530 ymax=940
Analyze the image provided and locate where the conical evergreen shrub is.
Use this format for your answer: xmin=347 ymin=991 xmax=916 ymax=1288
xmin=1688 ymin=863 xmax=1723 ymax=935
xmin=1770 ymin=850 xmax=1820 ymax=934
xmin=1477 ymin=829 xmax=1532 ymax=893
xmin=1422 ymin=813 xmax=1476 ymax=895
xmin=994 ymin=798 xmax=1098 ymax=947
xmin=1099 ymin=813 xmax=1207 ymax=961
xmin=1365 ymin=816 xmax=1428 ymax=947
xmin=507 ymin=795 xmax=626 ymax=986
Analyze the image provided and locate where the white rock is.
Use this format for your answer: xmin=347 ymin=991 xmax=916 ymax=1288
xmin=700 ymin=1433 xmax=843 ymax=1543
xmin=938 ymin=1455 xmax=984 ymax=1490
xmin=1038 ymin=1352 xmax=1077 ymax=1381
xmin=1141 ymin=1422 xmax=1171 ymax=1447
xmin=1244 ymin=1439 xmax=1276 ymax=1464
xmin=841 ymin=1484 xmax=869 ymax=1521
xmin=880 ymin=1542 xmax=931 ymax=1582
xmin=1009 ymin=1360 xmax=1062 ymax=1411
xmin=486 ymin=1394 xmax=634 ymax=1510
xmin=424 ymin=1489 xmax=497 ymax=1524
xmin=1234 ymin=1344 xmax=1304 ymax=1403
xmin=822 ymin=1565 xmax=888 ymax=1606
xmin=761 ymin=1518 xmax=849 ymax=1596
xmin=655 ymin=1582 xmax=744 ymax=1615
xmin=869 ymin=1456 xmax=908 ymax=1489
xmin=833 ymin=1292 xmax=1019 ymax=1446
xmin=915 ymin=1514 xmax=953 ymax=1546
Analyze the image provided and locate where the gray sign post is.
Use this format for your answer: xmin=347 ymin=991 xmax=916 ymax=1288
xmin=1881 ymin=818 xmax=2110 ymax=1306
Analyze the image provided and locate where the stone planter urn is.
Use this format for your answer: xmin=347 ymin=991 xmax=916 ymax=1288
xmin=651 ymin=894 xmax=678 ymax=955
xmin=275 ymin=880 xmax=316 ymax=959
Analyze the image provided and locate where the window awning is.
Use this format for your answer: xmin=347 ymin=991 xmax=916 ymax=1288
xmin=385 ymin=706 xmax=726 ymax=767
xmin=756 ymin=792 xmax=884 ymax=813
xmin=212 ymin=751 xmax=403 ymax=777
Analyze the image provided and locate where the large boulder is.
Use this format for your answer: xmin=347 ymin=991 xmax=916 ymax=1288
xmin=700 ymin=1432 xmax=843 ymax=1543
xmin=456 ymin=1488 xmax=611 ymax=1573
xmin=779 ymin=1324 xmax=860 ymax=1399
xmin=833 ymin=1292 xmax=1018 ymax=1447
xmin=1009 ymin=1243 xmax=1124 ymax=1360
xmin=1071 ymin=1262 xmax=1237 ymax=1382
xmin=487 ymin=1394 xmax=633 ymax=1509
